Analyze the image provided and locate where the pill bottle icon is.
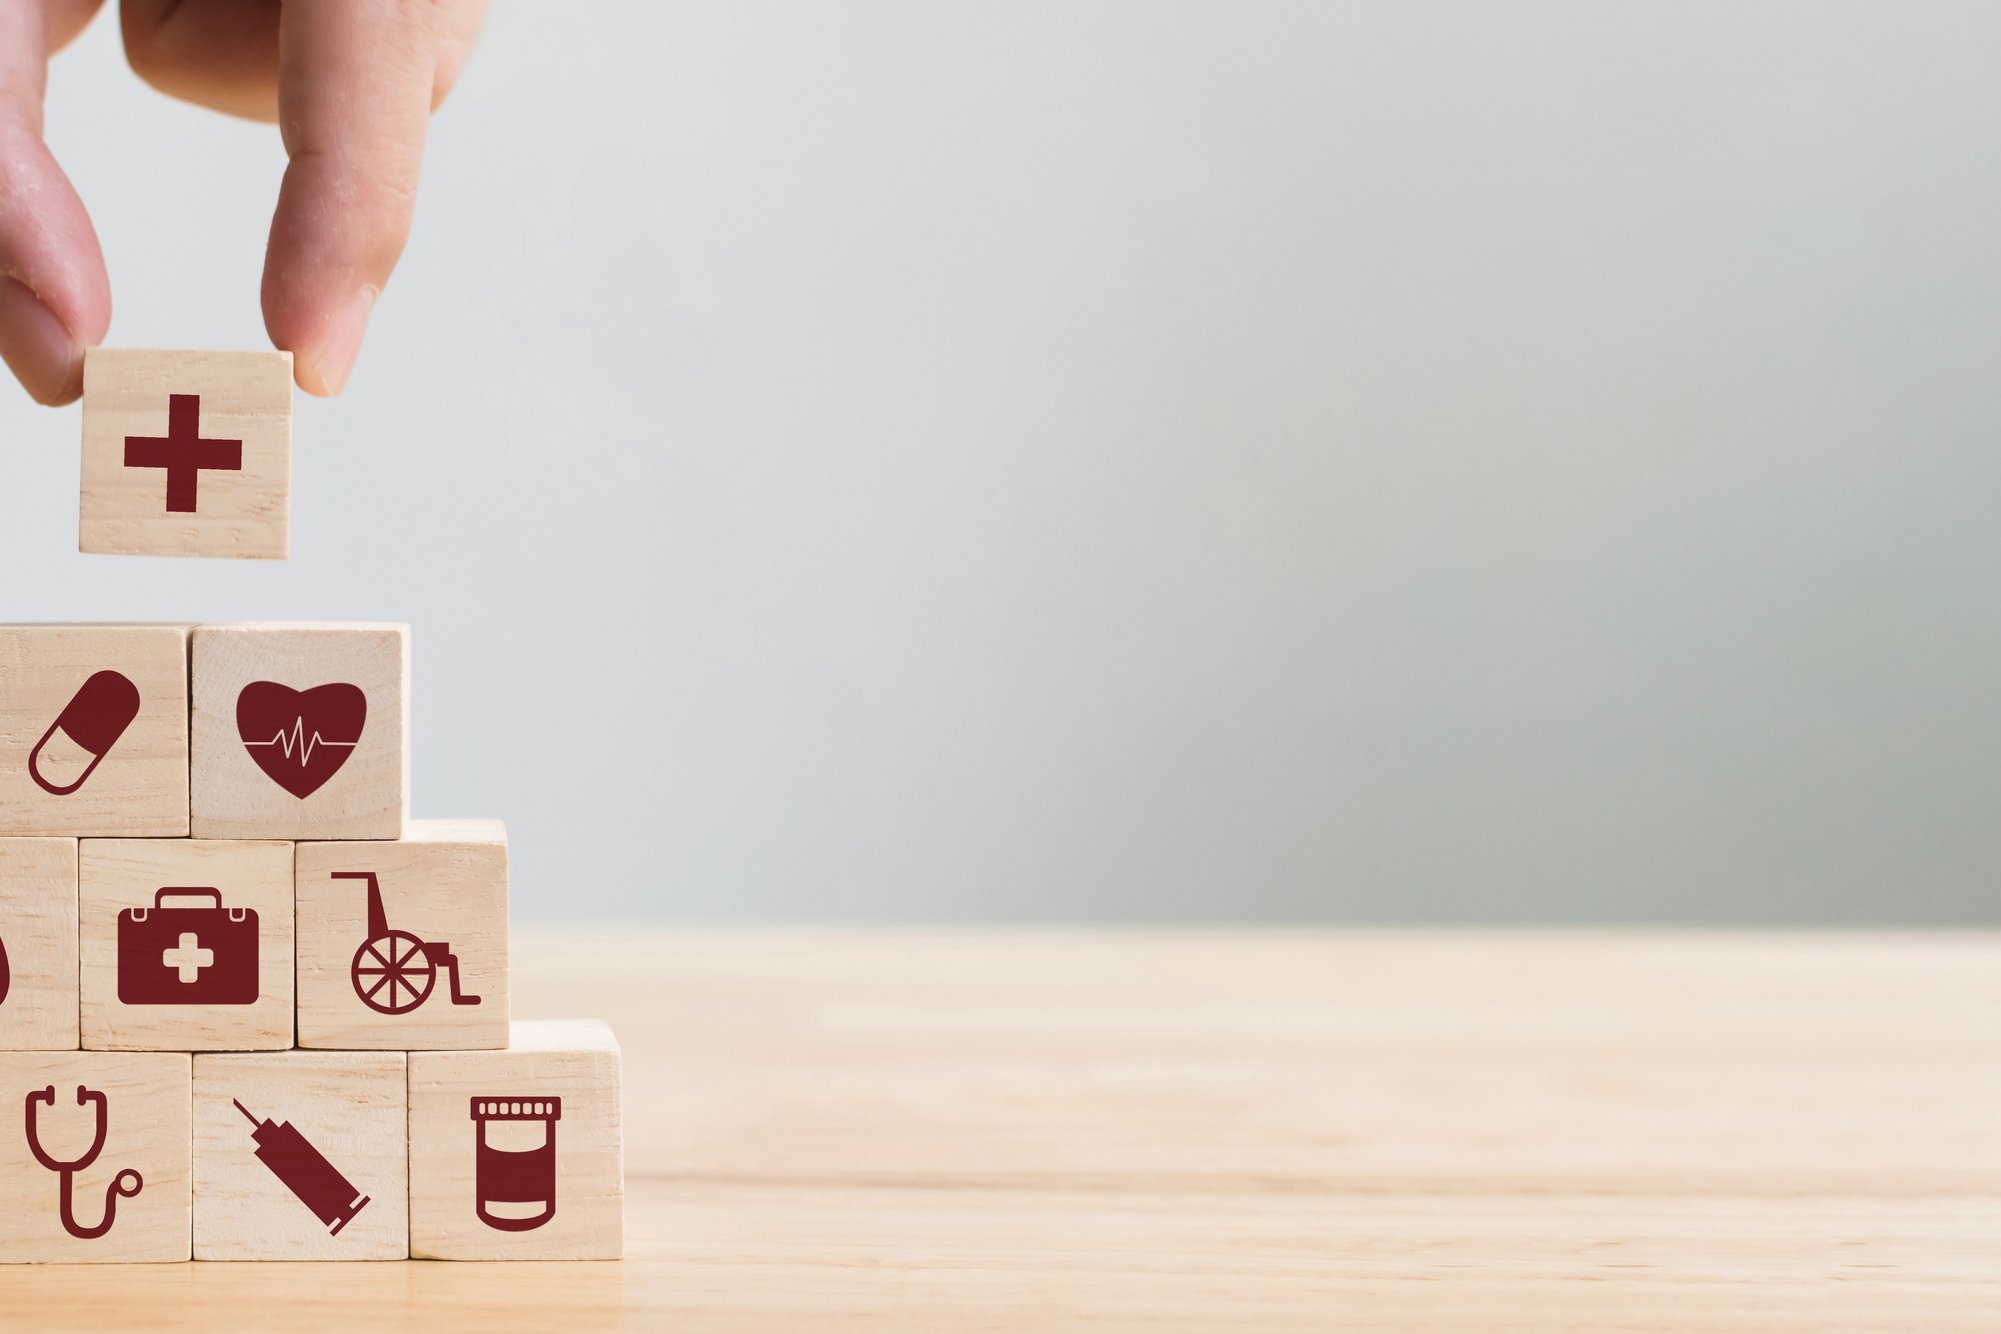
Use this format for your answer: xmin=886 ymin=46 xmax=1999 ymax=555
xmin=470 ymin=1097 xmax=560 ymax=1232
xmin=29 ymin=670 xmax=141 ymax=796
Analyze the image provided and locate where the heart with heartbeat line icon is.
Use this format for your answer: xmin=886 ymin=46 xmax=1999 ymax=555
xmin=236 ymin=681 xmax=367 ymax=799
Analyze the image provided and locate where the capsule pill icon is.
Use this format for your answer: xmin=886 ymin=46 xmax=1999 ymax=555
xmin=29 ymin=670 xmax=141 ymax=796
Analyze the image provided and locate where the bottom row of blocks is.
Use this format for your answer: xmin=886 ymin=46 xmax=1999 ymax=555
xmin=2 ymin=1020 xmax=621 ymax=1262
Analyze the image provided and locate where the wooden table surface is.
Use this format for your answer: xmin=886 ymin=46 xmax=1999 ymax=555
xmin=1 ymin=928 xmax=1996 ymax=1330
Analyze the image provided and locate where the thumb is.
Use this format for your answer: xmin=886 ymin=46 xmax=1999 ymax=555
xmin=0 ymin=1 xmax=110 ymax=406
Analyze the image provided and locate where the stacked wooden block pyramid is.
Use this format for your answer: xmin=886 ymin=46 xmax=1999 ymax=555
xmin=0 ymin=621 xmax=624 ymax=1262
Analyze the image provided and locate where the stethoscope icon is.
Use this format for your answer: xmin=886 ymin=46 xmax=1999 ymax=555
xmin=25 ymin=1085 xmax=143 ymax=1240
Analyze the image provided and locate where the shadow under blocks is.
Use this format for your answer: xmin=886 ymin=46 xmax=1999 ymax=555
xmin=0 ymin=620 xmax=623 ymax=1262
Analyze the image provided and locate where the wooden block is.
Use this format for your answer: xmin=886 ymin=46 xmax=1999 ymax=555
xmin=193 ymin=1051 xmax=408 ymax=1260
xmin=409 ymin=1019 xmax=624 ymax=1260
xmin=0 ymin=624 xmax=190 ymax=836
xmin=0 ymin=838 xmax=79 ymax=1050
xmin=189 ymin=624 xmax=408 ymax=840
xmin=0 ymin=1051 xmax=190 ymax=1261
xmin=80 ymin=839 xmax=294 ymax=1051
xmin=79 ymin=348 xmax=291 ymax=560
xmin=295 ymin=820 xmax=509 ymax=1050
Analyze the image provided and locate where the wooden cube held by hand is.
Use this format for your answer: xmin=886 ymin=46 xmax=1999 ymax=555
xmin=80 ymin=349 xmax=291 ymax=561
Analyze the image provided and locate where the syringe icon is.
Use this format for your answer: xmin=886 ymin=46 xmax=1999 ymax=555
xmin=233 ymin=1099 xmax=371 ymax=1235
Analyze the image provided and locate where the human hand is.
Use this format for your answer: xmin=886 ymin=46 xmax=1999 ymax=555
xmin=0 ymin=0 xmax=485 ymax=405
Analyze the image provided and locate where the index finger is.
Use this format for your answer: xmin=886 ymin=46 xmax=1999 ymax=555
xmin=261 ymin=0 xmax=445 ymax=396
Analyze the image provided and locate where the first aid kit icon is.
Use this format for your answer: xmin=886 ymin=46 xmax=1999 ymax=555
xmin=116 ymin=887 xmax=259 ymax=1006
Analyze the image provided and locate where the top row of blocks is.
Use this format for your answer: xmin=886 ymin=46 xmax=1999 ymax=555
xmin=0 ymin=623 xmax=407 ymax=841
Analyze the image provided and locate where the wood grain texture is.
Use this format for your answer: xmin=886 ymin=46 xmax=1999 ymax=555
xmin=79 ymin=839 xmax=295 ymax=1051
xmin=0 ymin=929 xmax=1996 ymax=1327
xmin=79 ymin=349 xmax=291 ymax=561
xmin=193 ymin=1052 xmax=407 ymax=1261
xmin=0 ymin=624 xmax=190 ymax=836
xmin=189 ymin=624 xmax=408 ymax=840
xmin=409 ymin=1019 xmax=621 ymax=1260
xmin=0 ymin=1051 xmax=190 ymax=1262
xmin=0 ymin=838 xmax=79 ymax=1049
xmin=295 ymin=820 xmax=508 ymax=1049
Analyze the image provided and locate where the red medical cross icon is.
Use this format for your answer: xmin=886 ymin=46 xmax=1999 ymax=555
xmin=123 ymin=393 xmax=242 ymax=513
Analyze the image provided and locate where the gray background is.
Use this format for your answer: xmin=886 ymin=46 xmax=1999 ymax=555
xmin=3 ymin=3 xmax=1997 ymax=924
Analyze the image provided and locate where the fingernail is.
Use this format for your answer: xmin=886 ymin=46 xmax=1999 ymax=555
xmin=304 ymin=286 xmax=376 ymax=396
xmin=0 ymin=278 xmax=83 ymax=406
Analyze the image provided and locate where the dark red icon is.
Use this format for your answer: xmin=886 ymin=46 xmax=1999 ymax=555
xmin=337 ymin=871 xmax=481 ymax=1015
xmin=471 ymin=1098 xmax=560 ymax=1232
xmin=0 ymin=931 xmax=9 ymax=1006
xmin=123 ymin=393 xmax=241 ymax=513
xmin=25 ymin=1085 xmax=143 ymax=1239
xmin=232 ymin=1099 xmax=370 ymax=1235
xmin=116 ymin=888 xmax=259 ymax=1006
xmin=237 ymin=681 xmax=365 ymax=799
xmin=29 ymin=669 xmax=141 ymax=796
